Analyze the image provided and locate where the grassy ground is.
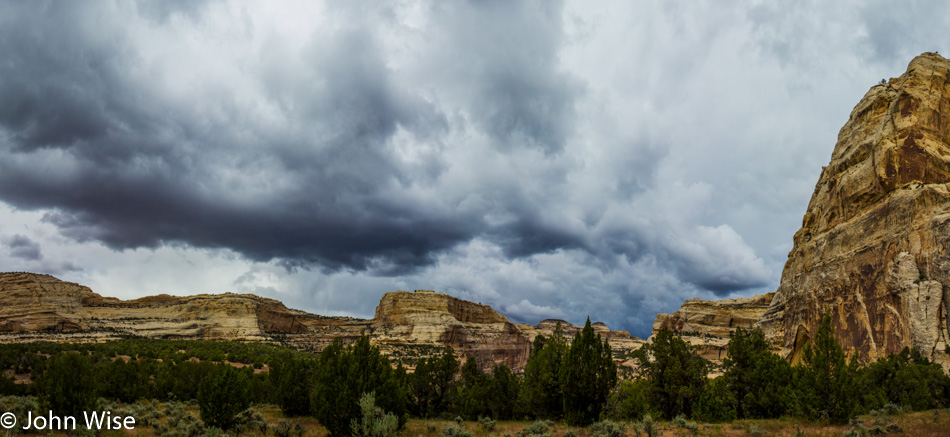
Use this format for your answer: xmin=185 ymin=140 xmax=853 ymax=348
xmin=8 ymin=402 xmax=950 ymax=437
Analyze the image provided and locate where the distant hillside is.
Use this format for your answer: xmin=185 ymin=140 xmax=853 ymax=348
xmin=0 ymin=272 xmax=643 ymax=371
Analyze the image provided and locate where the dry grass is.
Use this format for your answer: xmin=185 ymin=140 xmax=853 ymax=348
xmin=24 ymin=404 xmax=950 ymax=437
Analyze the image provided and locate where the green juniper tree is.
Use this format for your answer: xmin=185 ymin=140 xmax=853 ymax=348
xmin=721 ymin=326 xmax=793 ymax=419
xmin=197 ymin=364 xmax=251 ymax=430
xmin=635 ymin=328 xmax=708 ymax=420
xmin=858 ymin=346 xmax=950 ymax=411
xmin=274 ymin=354 xmax=316 ymax=416
xmin=795 ymin=313 xmax=858 ymax=423
xmin=560 ymin=318 xmax=617 ymax=426
xmin=487 ymin=364 xmax=520 ymax=420
xmin=521 ymin=323 xmax=568 ymax=419
xmin=35 ymin=353 xmax=96 ymax=420
xmin=311 ymin=335 xmax=407 ymax=436
xmin=456 ymin=357 xmax=490 ymax=420
xmin=408 ymin=347 xmax=458 ymax=418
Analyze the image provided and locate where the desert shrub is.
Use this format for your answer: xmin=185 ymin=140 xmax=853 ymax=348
xmin=272 ymin=420 xmax=305 ymax=437
xmin=0 ymin=395 xmax=40 ymax=432
xmin=637 ymin=414 xmax=657 ymax=437
xmin=477 ymin=416 xmax=496 ymax=432
xmin=351 ymin=392 xmax=400 ymax=437
xmin=158 ymin=409 xmax=205 ymax=437
xmin=589 ymin=420 xmax=624 ymax=437
xmin=605 ymin=379 xmax=651 ymax=421
xmin=441 ymin=424 xmax=472 ymax=437
xmin=201 ymin=427 xmax=225 ymax=437
xmin=885 ymin=422 xmax=903 ymax=433
xmin=236 ymin=408 xmax=269 ymax=435
xmin=563 ymin=430 xmax=577 ymax=437
xmin=519 ymin=420 xmax=551 ymax=437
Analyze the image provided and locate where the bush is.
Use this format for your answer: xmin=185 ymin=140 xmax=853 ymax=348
xmin=637 ymin=414 xmax=657 ymax=437
xmin=35 ymin=353 xmax=97 ymax=419
xmin=605 ymin=379 xmax=651 ymax=421
xmin=351 ymin=392 xmax=400 ymax=437
xmin=477 ymin=416 xmax=496 ymax=432
xmin=272 ymin=420 xmax=305 ymax=437
xmin=236 ymin=408 xmax=269 ymax=435
xmin=589 ymin=420 xmax=625 ymax=437
xmin=519 ymin=420 xmax=551 ymax=437
xmin=441 ymin=424 xmax=472 ymax=437
xmin=197 ymin=365 xmax=250 ymax=430
xmin=312 ymin=336 xmax=406 ymax=437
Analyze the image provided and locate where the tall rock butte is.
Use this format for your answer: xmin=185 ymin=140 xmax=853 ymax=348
xmin=758 ymin=52 xmax=950 ymax=368
xmin=656 ymin=52 xmax=950 ymax=369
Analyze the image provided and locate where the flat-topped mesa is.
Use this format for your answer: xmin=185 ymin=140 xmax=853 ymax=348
xmin=0 ymin=273 xmax=641 ymax=372
xmin=0 ymin=271 xmax=333 ymax=341
xmin=758 ymin=52 xmax=950 ymax=368
xmin=651 ymin=293 xmax=774 ymax=363
xmin=371 ymin=290 xmax=530 ymax=369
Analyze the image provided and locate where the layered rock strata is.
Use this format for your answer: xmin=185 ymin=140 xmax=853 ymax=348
xmin=656 ymin=53 xmax=950 ymax=370
xmin=651 ymin=293 xmax=774 ymax=362
xmin=0 ymin=272 xmax=641 ymax=371
xmin=758 ymin=52 xmax=950 ymax=368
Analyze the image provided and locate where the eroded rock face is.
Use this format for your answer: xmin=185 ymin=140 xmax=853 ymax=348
xmin=757 ymin=52 xmax=950 ymax=368
xmin=0 ymin=273 xmax=640 ymax=371
xmin=371 ymin=290 xmax=530 ymax=369
xmin=651 ymin=293 xmax=774 ymax=362
xmin=653 ymin=53 xmax=950 ymax=370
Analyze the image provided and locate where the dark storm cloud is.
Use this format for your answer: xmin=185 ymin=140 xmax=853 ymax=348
xmin=0 ymin=0 xmax=781 ymax=322
xmin=425 ymin=0 xmax=582 ymax=154
xmin=0 ymin=1 xmax=584 ymax=275
xmin=3 ymin=234 xmax=42 ymax=261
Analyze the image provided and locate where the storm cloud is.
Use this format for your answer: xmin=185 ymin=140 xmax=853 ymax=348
xmin=1 ymin=0 xmax=947 ymax=336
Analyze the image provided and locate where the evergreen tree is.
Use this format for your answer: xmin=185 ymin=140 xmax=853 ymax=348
xmin=635 ymin=328 xmax=708 ymax=419
xmin=795 ymin=313 xmax=858 ymax=423
xmin=858 ymin=346 xmax=950 ymax=412
xmin=560 ymin=318 xmax=617 ymax=426
xmin=101 ymin=358 xmax=147 ymax=403
xmin=197 ymin=364 xmax=251 ymax=430
xmin=521 ymin=323 xmax=567 ymax=419
xmin=486 ymin=364 xmax=520 ymax=420
xmin=311 ymin=335 xmax=407 ymax=436
xmin=721 ymin=327 xmax=793 ymax=419
xmin=274 ymin=354 xmax=316 ymax=416
xmin=456 ymin=357 xmax=490 ymax=419
xmin=35 ymin=353 xmax=96 ymax=419
xmin=408 ymin=348 xmax=458 ymax=418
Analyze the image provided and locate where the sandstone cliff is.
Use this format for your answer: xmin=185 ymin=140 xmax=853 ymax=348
xmin=655 ymin=53 xmax=950 ymax=369
xmin=758 ymin=52 xmax=950 ymax=368
xmin=0 ymin=272 xmax=640 ymax=371
xmin=651 ymin=293 xmax=774 ymax=362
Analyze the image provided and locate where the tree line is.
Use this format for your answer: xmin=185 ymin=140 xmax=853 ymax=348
xmin=2 ymin=314 xmax=949 ymax=435
xmin=615 ymin=314 xmax=950 ymax=424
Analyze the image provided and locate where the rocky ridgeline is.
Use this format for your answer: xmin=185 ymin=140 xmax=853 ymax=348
xmin=655 ymin=52 xmax=950 ymax=370
xmin=0 ymin=272 xmax=643 ymax=371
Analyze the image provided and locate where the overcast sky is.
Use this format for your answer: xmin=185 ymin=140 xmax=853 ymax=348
xmin=1 ymin=0 xmax=947 ymax=337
